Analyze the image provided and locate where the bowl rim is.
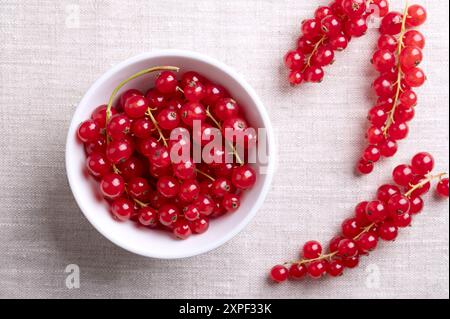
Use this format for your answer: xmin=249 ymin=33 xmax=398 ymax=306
xmin=65 ymin=49 xmax=276 ymax=259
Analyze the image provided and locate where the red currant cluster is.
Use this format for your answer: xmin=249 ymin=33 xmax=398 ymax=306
xmin=358 ymin=4 xmax=427 ymax=174
xmin=270 ymin=152 xmax=449 ymax=282
xmin=77 ymin=66 xmax=258 ymax=240
xmin=285 ymin=0 xmax=390 ymax=85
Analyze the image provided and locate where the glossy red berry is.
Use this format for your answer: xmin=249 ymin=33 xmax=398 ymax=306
xmin=111 ymin=197 xmax=134 ymax=221
xmin=138 ymin=207 xmax=158 ymax=227
xmin=377 ymin=184 xmax=401 ymax=203
xmin=406 ymin=4 xmax=427 ymax=27
xmin=173 ymin=159 xmax=196 ymax=180
xmin=231 ymin=165 xmax=256 ymax=190
xmin=328 ymin=34 xmax=349 ymax=51
xmin=129 ymin=177 xmax=151 ymax=200
xmin=289 ymin=263 xmax=308 ymax=279
xmin=307 ymin=261 xmax=328 ymax=279
xmin=362 ymin=145 xmax=381 ymax=163
xmin=320 ymin=15 xmax=342 ymax=36
xmin=301 ymin=19 xmax=321 ymax=39
xmin=409 ymin=196 xmax=424 ymax=214
xmin=302 ymin=240 xmax=322 ymax=259
xmin=120 ymin=89 xmax=142 ymax=108
xmin=327 ymin=260 xmax=345 ymax=277
xmin=406 ymin=175 xmax=431 ymax=197
xmin=270 ymin=265 xmax=289 ymax=283
xmin=284 ymin=50 xmax=306 ymax=70
xmin=289 ymin=70 xmax=304 ymax=86
xmin=373 ymin=75 xmax=394 ymax=97
xmin=195 ymin=195 xmax=215 ymax=216
xmin=357 ymin=159 xmax=374 ymax=175
xmin=222 ymin=193 xmax=240 ymax=212
xmin=116 ymin=157 xmax=145 ymax=181
xmin=149 ymin=145 xmax=171 ymax=168
xmin=158 ymin=204 xmax=179 ymax=227
xmin=77 ymin=120 xmax=101 ymax=143
xmin=366 ymin=126 xmax=384 ymax=145
xmin=403 ymin=30 xmax=425 ymax=49
xmin=91 ymin=104 xmax=116 ymax=127
xmin=213 ymin=98 xmax=240 ymax=121
xmin=368 ymin=105 xmax=388 ymax=127
xmin=393 ymin=164 xmax=414 ymax=186
xmin=157 ymin=176 xmax=179 ymax=198
xmin=387 ymin=194 xmax=411 ymax=216
xmin=315 ymin=6 xmax=333 ymax=20
xmin=341 ymin=0 xmax=366 ymax=18
xmin=124 ymin=95 xmax=148 ymax=119
xmin=394 ymin=105 xmax=415 ymax=123
xmin=378 ymin=222 xmax=398 ymax=241
xmin=354 ymin=201 xmax=370 ymax=225
xmin=100 ymin=173 xmax=125 ymax=199
xmin=392 ymin=212 xmax=412 ymax=228
xmin=297 ymin=37 xmax=315 ymax=54
xmin=156 ymin=108 xmax=180 ymax=131
xmin=411 ymin=152 xmax=435 ymax=175
xmin=304 ymin=66 xmax=325 ymax=83
xmin=399 ymin=89 xmax=418 ymax=107
xmin=145 ymin=89 xmax=168 ymax=111
xmin=106 ymin=114 xmax=131 ymax=140
xmin=400 ymin=46 xmax=423 ymax=71
xmin=379 ymin=139 xmax=398 ymax=157
xmin=210 ymin=178 xmax=232 ymax=199
xmin=338 ymin=239 xmax=358 ymax=258
xmin=436 ymin=178 xmax=450 ymax=197
xmin=343 ymin=256 xmax=359 ymax=268
xmin=131 ymin=118 xmax=154 ymax=139
xmin=380 ymin=11 xmax=403 ymax=35
xmin=377 ymin=34 xmax=398 ymax=52
xmin=86 ymin=152 xmax=111 ymax=178
xmin=155 ymin=71 xmax=178 ymax=94
xmin=311 ymin=45 xmax=335 ymax=66
xmin=181 ymin=71 xmax=204 ymax=88
xmin=106 ymin=138 xmax=134 ymax=164
xmin=191 ymin=217 xmax=209 ymax=234
xmin=388 ymin=122 xmax=409 ymax=140
xmin=403 ymin=67 xmax=426 ymax=87
xmin=183 ymin=81 xmax=206 ymax=102
xmin=179 ymin=180 xmax=200 ymax=203
xmin=173 ymin=220 xmax=192 ymax=239
xmin=365 ymin=200 xmax=388 ymax=222
xmin=357 ymin=232 xmax=378 ymax=253
xmin=372 ymin=50 xmax=396 ymax=72
xmin=203 ymin=83 xmax=227 ymax=105
xmin=180 ymin=102 xmax=207 ymax=127
xmin=341 ymin=218 xmax=361 ymax=238
xmin=345 ymin=17 xmax=368 ymax=37
xmin=84 ymin=137 xmax=107 ymax=155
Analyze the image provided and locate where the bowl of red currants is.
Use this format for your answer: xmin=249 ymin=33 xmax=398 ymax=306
xmin=66 ymin=50 xmax=275 ymax=259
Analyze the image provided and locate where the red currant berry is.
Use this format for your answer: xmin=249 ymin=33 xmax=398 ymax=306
xmin=138 ymin=207 xmax=158 ymax=227
xmin=173 ymin=159 xmax=196 ymax=180
xmin=284 ymin=50 xmax=306 ymax=70
xmin=321 ymin=15 xmax=342 ymax=36
xmin=394 ymin=105 xmax=415 ymax=122
xmin=148 ymin=191 xmax=167 ymax=209
xmin=106 ymin=114 xmax=131 ymax=140
xmin=411 ymin=152 xmax=435 ymax=175
xmin=327 ymin=260 xmax=345 ymax=277
xmin=304 ymin=66 xmax=324 ymax=83
xmin=301 ymin=19 xmax=321 ymax=39
xmin=289 ymin=263 xmax=308 ymax=280
xmin=311 ymin=45 xmax=335 ymax=66
xmin=173 ymin=220 xmax=192 ymax=240
xmin=388 ymin=122 xmax=409 ymax=140
xmin=378 ymin=222 xmax=398 ymax=241
xmin=129 ymin=177 xmax=151 ymax=200
xmin=156 ymin=108 xmax=180 ymax=131
xmin=116 ymin=157 xmax=144 ymax=181
xmin=191 ymin=217 xmax=209 ymax=234
xmin=179 ymin=180 xmax=200 ymax=203
xmin=231 ymin=165 xmax=256 ymax=190
xmin=354 ymin=201 xmax=370 ymax=225
xmin=180 ymin=102 xmax=207 ymax=127
xmin=203 ymin=83 xmax=227 ymax=105
xmin=399 ymin=89 xmax=418 ymax=107
xmin=222 ymin=193 xmax=240 ymax=212
xmin=362 ymin=145 xmax=381 ymax=163
xmin=270 ymin=265 xmax=289 ymax=283
xmin=91 ymin=104 xmax=116 ymax=127
xmin=157 ymin=176 xmax=179 ymax=198
xmin=356 ymin=232 xmax=378 ymax=253
xmin=131 ymin=118 xmax=154 ymax=139
xmin=373 ymin=75 xmax=394 ymax=97
xmin=341 ymin=0 xmax=366 ymax=18
xmin=357 ymin=158 xmax=374 ymax=175
xmin=366 ymin=126 xmax=384 ymax=145
xmin=399 ymin=46 xmax=423 ymax=71
xmin=436 ymin=178 xmax=450 ymax=197
xmin=387 ymin=194 xmax=411 ymax=216
xmin=380 ymin=11 xmax=403 ymax=35
xmin=158 ymin=204 xmax=179 ymax=227
xmin=368 ymin=105 xmax=388 ymax=127
xmin=195 ymin=195 xmax=215 ymax=216
xmin=86 ymin=152 xmax=111 ymax=178
xmin=111 ymin=197 xmax=134 ymax=221
xmin=365 ymin=200 xmax=388 ymax=222
xmin=184 ymin=205 xmax=201 ymax=222
xmin=403 ymin=67 xmax=426 ymax=87
xmin=145 ymin=89 xmax=168 ymax=111
xmin=77 ymin=120 xmax=101 ymax=143
xmin=372 ymin=50 xmax=396 ymax=72
xmin=148 ymin=145 xmax=171 ymax=168
xmin=406 ymin=175 xmax=431 ymax=197
xmin=403 ymin=30 xmax=425 ymax=49
xmin=315 ymin=6 xmax=333 ymax=20
xmin=345 ymin=17 xmax=368 ymax=37
xmin=213 ymin=98 xmax=240 ymax=121
xmin=307 ymin=261 xmax=328 ymax=279
xmin=329 ymin=235 xmax=345 ymax=252
xmin=124 ymin=95 xmax=148 ymax=119
xmin=328 ymin=34 xmax=349 ymax=51
xmin=338 ymin=239 xmax=358 ymax=258
xmin=377 ymin=34 xmax=398 ymax=52
xmin=392 ymin=212 xmax=412 ymax=228
xmin=84 ymin=137 xmax=107 ymax=155
xmin=341 ymin=218 xmax=361 ymax=238
xmin=100 ymin=173 xmax=125 ymax=199
xmin=155 ymin=71 xmax=178 ymax=95
xmin=342 ymin=256 xmax=359 ymax=268
xmin=406 ymin=4 xmax=427 ymax=27
xmin=106 ymin=138 xmax=134 ymax=164
xmin=210 ymin=178 xmax=233 ymax=199
xmin=371 ymin=0 xmax=389 ymax=17
xmin=183 ymin=81 xmax=206 ymax=102
xmin=409 ymin=196 xmax=424 ymax=214
xmin=377 ymin=184 xmax=401 ymax=203
xmin=180 ymin=71 xmax=204 ymax=87
xmin=297 ymin=37 xmax=315 ymax=54
xmin=302 ymin=240 xmax=322 ymax=259
xmin=119 ymin=89 xmax=142 ymax=109
xmin=392 ymin=164 xmax=414 ymax=187
xmin=379 ymin=139 xmax=398 ymax=157
xmin=288 ymin=70 xmax=304 ymax=86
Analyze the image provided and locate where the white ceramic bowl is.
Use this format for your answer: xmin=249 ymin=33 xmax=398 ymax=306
xmin=66 ymin=50 xmax=275 ymax=259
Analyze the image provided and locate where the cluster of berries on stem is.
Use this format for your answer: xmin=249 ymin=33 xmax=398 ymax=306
xmin=285 ymin=0 xmax=390 ymax=85
xmin=358 ymin=3 xmax=427 ymax=174
xmin=77 ymin=67 xmax=258 ymax=240
xmin=270 ymin=152 xmax=448 ymax=282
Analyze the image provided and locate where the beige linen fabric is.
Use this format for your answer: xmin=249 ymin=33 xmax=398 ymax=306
xmin=0 ymin=0 xmax=448 ymax=298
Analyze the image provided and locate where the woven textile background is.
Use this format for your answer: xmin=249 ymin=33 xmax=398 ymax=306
xmin=0 ymin=0 xmax=448 ymax=299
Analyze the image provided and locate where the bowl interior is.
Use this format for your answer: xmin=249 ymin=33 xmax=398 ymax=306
xmin=66 ymin=51 xmax=273 ymax=258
